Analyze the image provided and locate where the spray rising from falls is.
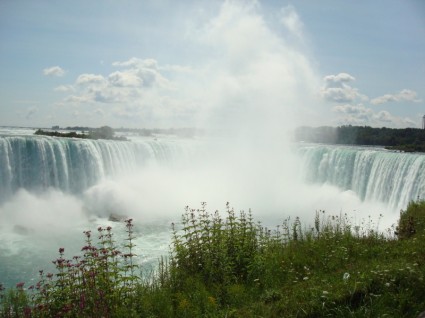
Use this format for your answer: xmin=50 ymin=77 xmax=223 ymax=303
xmin=2 ymin=135 xmax=425 ymax=214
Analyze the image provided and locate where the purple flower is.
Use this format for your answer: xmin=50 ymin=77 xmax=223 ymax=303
xmin=59 ymin=247 xmax=65 ymax=254
xmin=16 ymin=282 xmax=25 ymax=289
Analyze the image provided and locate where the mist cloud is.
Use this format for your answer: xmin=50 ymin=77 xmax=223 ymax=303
xmin=55 ymin=1 xmax=322 ymax=129
xmin=280 ymin=4 xmax=304 ymax=39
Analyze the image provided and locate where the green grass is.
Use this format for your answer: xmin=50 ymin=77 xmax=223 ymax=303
xmin=1 ymin=201 xmax=425 ymax=317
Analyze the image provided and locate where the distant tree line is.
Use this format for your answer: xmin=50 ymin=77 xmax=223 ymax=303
xmin=35 ymin=126 xmax=127 ymax=141
xmin=51 ymin=126 xmax=204 ymax=138
xmin=294 ymin=125 xmax=425 ymax=152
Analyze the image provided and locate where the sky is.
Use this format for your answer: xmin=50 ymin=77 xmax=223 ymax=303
xmin=0 ymin=0 xmax=424 ymax=129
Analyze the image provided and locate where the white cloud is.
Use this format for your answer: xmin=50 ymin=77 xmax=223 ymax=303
xmin=323 ymin=73 xmax=355 ymax=87
xmin=54 ymin=85 xmax=75 ymax=93
xmin=371 ymin=89 xmax=421 ymax=105
xmin=108 ymin=71 xmax=141 ymax=87
xmin=333 ymin=104 xmax=416 ymax=128
xmin=112 ymin=57 xmax=157 ymax=69
xmin=280 ymin=5 xmax=304 ymax=39
xmin=322 ymin=86 xmax=367 ymax=104
xmin=112 ymin=57 xmax=169 ymax=88
xmin=43 ymin=66 xmax=65 ymax=77
xmin=76 ymin=74 xmax=106 ymax=86
xmin=324 ymin=73 xmax=422 ymax=127
xmin=321 ymin=73 xmax=368 ymax=104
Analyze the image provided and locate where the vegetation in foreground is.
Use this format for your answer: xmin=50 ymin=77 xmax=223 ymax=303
xmin=1 ymin=201 xmax=425 ymax=317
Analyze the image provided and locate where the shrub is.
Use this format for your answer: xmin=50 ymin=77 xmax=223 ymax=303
xmin=397 ymin=199 xmax=425 ymax=239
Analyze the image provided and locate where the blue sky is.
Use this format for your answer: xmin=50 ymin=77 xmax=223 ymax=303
xmin=0 ymin=0 xmax=424 ymax=129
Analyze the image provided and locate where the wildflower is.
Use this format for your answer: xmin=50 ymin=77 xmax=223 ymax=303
xmin=303 ymin=276 xmax=309 ymax=281
xmin=322 ymin=291 xmax=329 ymax=295
xmin=179 ymin=298 xmax=190 ymax=310
xmin=16 ymin=282 xmax=25 ymax=289
xmin=24 ymin=307 xmax=32 ymax=316
xmin=207 ymin=296 xmax=216 ymax=306
xmin=343 ymin=272 xmax=350 ymax=282
xmin=80 ymin=294 xmax=86 ymax=310
xmin=59 ymin=247 xmax=65 ymax=254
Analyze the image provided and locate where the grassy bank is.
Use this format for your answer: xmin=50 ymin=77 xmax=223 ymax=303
xmin=1 ymin=201 xmax=425 ymax=317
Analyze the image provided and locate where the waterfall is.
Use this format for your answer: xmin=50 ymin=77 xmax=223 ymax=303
xmin=0 ymin=135 xmax=200 ymax=202
xmin=298 ymin=144 xmax=425 ymax=211
xmin=2 ymin=134 xmax=425 ymax=212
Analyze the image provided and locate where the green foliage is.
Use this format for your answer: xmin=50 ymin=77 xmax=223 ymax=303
xmin=34 ymin=126 xmax=128 ymax=141
xmin=170 ymin=202 xmax=259 ymax=288
xmin=1 ymin=203 xmax=425 ymax=317
xmin=397 ymin=199 xmax=425 ymax=239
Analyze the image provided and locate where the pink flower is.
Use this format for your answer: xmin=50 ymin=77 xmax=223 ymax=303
xmin=16 ymin=282 xmax=25 ymax=289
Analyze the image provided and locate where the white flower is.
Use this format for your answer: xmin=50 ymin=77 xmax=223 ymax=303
xmin=343 ymin=272 xmax=350 ymax=281
xmin=303 ymin=276 xmax=309 ymax=281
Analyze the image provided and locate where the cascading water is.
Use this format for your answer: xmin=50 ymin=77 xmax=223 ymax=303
xmin=0 ymin=134 xmax=202 ymax=203
xmin=2 ymin=134 xmax=425 ymax=213
xmin=298 ymin=144 xmax=425 ymax=212
xmin=2 ymin=129 xmax=425 ymax=288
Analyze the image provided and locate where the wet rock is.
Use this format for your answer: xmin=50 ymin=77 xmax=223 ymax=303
xmin=108 ymin=213 xmax=127 ymax=222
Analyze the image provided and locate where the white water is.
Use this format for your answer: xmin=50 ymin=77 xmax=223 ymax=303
xmin=298 ymin=144 xmax=425 ymax=212
xmin=1 ymin=127 xmax=425 ymax=287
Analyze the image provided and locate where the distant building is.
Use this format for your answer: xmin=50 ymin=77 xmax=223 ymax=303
xmin=52 ymin=125 xmax=60 ymax=130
